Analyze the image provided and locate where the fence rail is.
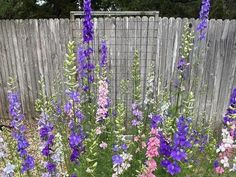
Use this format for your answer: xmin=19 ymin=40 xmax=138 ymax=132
xmin=0 ymin=16 xmax=235 ymax=127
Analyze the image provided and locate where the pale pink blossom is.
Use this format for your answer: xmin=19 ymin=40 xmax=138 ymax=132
xmin=95 ymin=127 xmax=102 ymax=135
xmin=215 ymin=166 xmax=224 ymax=174
xmin=99 ymin=141 xmax=108 ymax=149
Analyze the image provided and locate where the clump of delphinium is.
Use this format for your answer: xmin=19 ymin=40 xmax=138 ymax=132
xmin=214 ymin=88 xmax=236 ymax=175
xmin=160 ymin=116 xmax=193 ymax=175
xmin=7 ymin=79 xmax=35 ymax=175
xmin=63 ymin=41 xmax=86 ymax=177
xmin=82 ymin=39 xmax=112 ymax=177
xmin=2 ymin=0 xmax=236 ymax=176
xmin=35 ymin=77 xmax=61 ymax=177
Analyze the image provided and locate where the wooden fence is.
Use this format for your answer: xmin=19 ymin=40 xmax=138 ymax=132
xmin=0 ymin=15 xmax=235 ymax=127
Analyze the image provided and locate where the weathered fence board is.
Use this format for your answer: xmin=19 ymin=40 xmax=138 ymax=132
xmin=0 ymin=17 xmax=235 ymax=127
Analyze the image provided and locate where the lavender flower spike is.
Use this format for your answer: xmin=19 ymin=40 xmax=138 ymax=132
xmin=197 ymin=0 xmax=211 ymax=40
xmin=100 ymin=39 xmax=108 ymax=68
xmin=8 ymin=91 xmax=35 ymax=173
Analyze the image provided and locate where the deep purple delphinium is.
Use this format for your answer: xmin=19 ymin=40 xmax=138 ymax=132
xmin=160 ymin=116 xmax=192 ymax=175
xmin=223 ymin=88 xmax=236 ymax=125
xmin=83 ymin=0 xmax=94 ymax=44
xmin=71 ymin=174 xmax=78 ymax=177
xmin=8 ymin=91 xmax=35 ymax=173
xmin=79 ymin=0 xmax=95 ymax=91
xmin=77 ymin=45 xmax=89 ymax=92
xmin=38 ymin=112 xmax=57 ymax=175
xmin=65 ymin=91 xmax=86 ymax=165
xmin=167 ymin=161 xmax=181 ymax=175
xmin=150 ymin=114 xmax=162 ymax=129
xmin=197 ymin=0 xmax=211 ymax=40
xmin=69 ymin=124 xmax=85 ymax=165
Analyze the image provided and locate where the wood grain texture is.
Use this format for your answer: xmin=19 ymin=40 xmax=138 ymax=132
xmin=0 ymin=17 xmax=235 ymax=128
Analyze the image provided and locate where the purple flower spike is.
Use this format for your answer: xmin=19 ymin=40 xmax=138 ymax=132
xmin=8 ymin=91 xmax=35 ymax=173
xmin=83 ymin=0 xmax=94 ymax=44
xmin=100 ymin=40 xmax=108 ymax=68
xmin=197 ymin=0 xmax=211 ymax=40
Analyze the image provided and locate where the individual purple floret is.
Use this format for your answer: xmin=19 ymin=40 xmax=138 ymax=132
xmin=112 ymin=154 xmax=123 ymax=165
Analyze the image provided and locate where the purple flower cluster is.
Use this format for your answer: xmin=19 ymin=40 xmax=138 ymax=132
xmin=83 ymin=0 xmax=94 ymax=44
xmin=69 ymin=130 xmax=85 ymax=164
xmin=223 ymin=88 xmax=236 ymax=125
xmin=160 ymin=116 xmax=192 ymax=175
xmin=197 ymin=0 xmax=210 ymax=40
xmin=177 ymin=58 xmax=188 ymax=71
xmin=131 ymin=103 xmax=143 ymax=126
xmin=65 ymin=91 xmax=85 ymax=165
xmin=190 ymin=128 xmax=208 ymax=152
xmin=76 ymin=0 xmax=95 ymax=92
xmin=150 ymin=114 xmax=162 ymax=129
xmin=175 ymin=57 xmax=190 ymax=87
xmin=38 ymin=112 xmax=56 ymax=175
xmin=77 ymin=45 xmax=94 ymax=92
xmin=112 ymin=144 xmax=128 ymax=165
xmin=112 ymin=154 xmax=123 ymax=165
xmin=8 ymin=91 xmax=35 ymax=173
xmin=100 ymin=40 xmax=108 ymax=68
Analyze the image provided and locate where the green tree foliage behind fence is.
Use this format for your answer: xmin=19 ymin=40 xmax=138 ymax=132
xmin=0 ymin=0 xmax=235 ymax=19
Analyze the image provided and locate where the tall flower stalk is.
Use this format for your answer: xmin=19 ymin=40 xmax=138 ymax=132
xmin=8 ymin=83 xmax=35 ymax=174
xmin=140 ymin=115 xmax=161 ymax=177
xmin=80 ymin=0 xmax=95 ymax=96
xmin=197 ymin=0 xmax=211 ymax=40
xmin=175 ymin=24 xmax=194 ymax=117
xmin=131 ymin=51 xmax=143 ymax=128
xmin=84 ymin=40 xmax=110 ymax=176
xmin=35 ymin=77 xmax=58 ymax=176
xmin=64 ymin=42 xmax=85 ymax=176
xmin=96 ymin=40 xmax=109 ymax=122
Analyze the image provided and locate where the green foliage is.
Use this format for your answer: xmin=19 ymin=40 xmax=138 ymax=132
xmin=35 ymin=76 xmax=53 ymax=113
xmin=180 ymin=24 xmax=194 ymax=62
xmin=132 ymin=50 xmax=141 ymax=102
xmin=64 ymin=41 xmax=78 ymax=91
xmin=183 ymin=91 xmax=195 ymax=118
